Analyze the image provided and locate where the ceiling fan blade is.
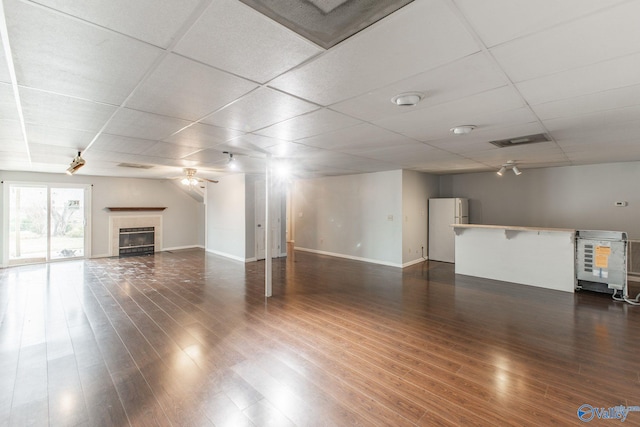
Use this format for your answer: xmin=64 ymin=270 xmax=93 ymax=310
xmin=197 ymin=177 xmax=219 ymax=183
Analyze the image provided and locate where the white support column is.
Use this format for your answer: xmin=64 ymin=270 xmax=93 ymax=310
xmin=265 ymin=155 xmax=272 ymax=297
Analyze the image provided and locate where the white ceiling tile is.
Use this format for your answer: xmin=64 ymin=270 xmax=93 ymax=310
xmin=0 ymin=44 xmax=10 ymax=83
xmin=532 ymin=83 xmax=640 ymax=121
xmin=298 ymin=123 xmax=413 ymax=151
xmin=31 ymin=0 xmax=204 ymax=48
xmin=454 ymin=0 xmax=626 ymax=47
xmin=201 ymin=87 xmax=319 ymax=132
xmin=374 ymin=86 xmax=531 ymax=141
xmin=20 ymin=88 xmax=117 ymax=132
xmin=330 ymin=53 xmax=509 ymax=122
xmin=0 ymin=120 xmax=27 ymax=153
xmin=90 ymin=134 xmax=158 ymax=155
xmin=464 ymin=142 xmax=568 ymax=167
xmin=24 ymin=124 xmax=95 ymax=150
xmin=174 ymin=0 xmax=322 ymax=83
xmin=28 ymin=143 xmax=82 ymax=165
xmin=127 ymin=54 xmax=259 ymax=121
xmin=0 ymin=83 xmax=19 ymax=121
xmin=140 ymin=141 xmax=201 ymax=159
xmin=427 ymin=122 xmax=547 ymax=154
xmin=269 ymin=0 xmax=480 ymax=105
xmin=545 ymin=110 xmax=640 ymax=139
xmin=104 ymin=108 xmax=192 ymax=140
xmin=164 ymin=123 xmax=244 ymax=148
xmin=516 ymin=52 xmax=640 ymax=107
xmin=5 ymin=0 xmax=163 ymax=105
xmin=344 ymin=142 xmax=449 ymax=167
xmin=411 ymin=157 xmax=490 ymax=174
xmin=490 ymin=2 xmax=640 ymax=82
xmin=256 ymin=108 xmax=362 ymax=141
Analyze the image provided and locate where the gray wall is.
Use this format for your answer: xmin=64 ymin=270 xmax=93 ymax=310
xmin=0 ymin=171 xmax=204 ymax=260
xmin=402 ymin=170 xmax=440 ymax=265
xmin=440 ymin=162 xmax=640 ymax=239
xmin=293 ymin=170 xmax=404 ymax=266
xmin=205 ymin=173 xmax=247 ymax=261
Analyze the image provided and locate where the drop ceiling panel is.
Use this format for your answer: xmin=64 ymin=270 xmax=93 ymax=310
xmin=28 ymin=143 xmax=83 ymax=164
xmin=301 ymin=151 xmax=398 ymax=172
xmin=174 ymin=0 xmax=323 ymax=83
xmin=20 ymin=88 xmax=117 ymax=132
xmin=164 ymin=123 xmax=244 ymax=148
xmin=427 ymin=122 xmax=547 ymax=154
xmin=516 ymin=52 xmax=640 ymax=107
xmin=532 ymin=83 xmax=640 ymax=121
xmin=5 ymin=0 xmax=163 ymax=105
xmin=269 ymin=0 xmax=480 ymax=106
xmin=490 ymin=2 xmax=640 ymax=82
xmin=344 ymin=143 xmax=452 ymax=167
xmin=256 ymin=108 xmax=362 ymax=141
xmin=545 ymin=109 xmax=640 ymax=138
xmin=127 ymin=54 xmax=259 ymax=121
xmin=201 ymin=87 xmax=319 ymax=132
xmin=24 ymin=124 xmax=95 ymax=149
xmin=330 ymin=53 xmax=509 ymax=122
xmin=140 ymin=141 xmax=201 ymax=159
xmin=411 ymin=158 xmax=490 ymax=174
xmin=0 ymin=120 xmax=27 ymax=153
xmin=375 ymin=86 xmax=530 ymax=141
xmin=465 ymin=142 xmax=568 ymax=166
xmin=104 ymin=108 xmax=192 ymax=140
xmin=454 ymin=0 xmax=626 ymax=47
xmin=298 ymin=123 xmax=414 ymax=151
xmin=90 ymin=134 xmax=158 ymax=155
xmin=0 ymin=83 xmax=19 ymax=121
xmin=0 ymin=44 xmax=10 ymax=83
xmin=31 ymin=0 xmax=204 ymax=48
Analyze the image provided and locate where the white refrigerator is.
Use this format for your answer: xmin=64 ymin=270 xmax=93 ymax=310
xmin=428 ymin=198 xmax=469 ymax=263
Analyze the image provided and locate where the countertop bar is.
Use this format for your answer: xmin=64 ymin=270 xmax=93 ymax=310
xmin=452 ymin=223 xmax=576 ymax=233
xmin=452 ymin=224 xmax=576 ymax=292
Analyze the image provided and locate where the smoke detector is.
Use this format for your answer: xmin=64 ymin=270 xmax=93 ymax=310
xmin=391 ymin=92 xmax=424 ymax=106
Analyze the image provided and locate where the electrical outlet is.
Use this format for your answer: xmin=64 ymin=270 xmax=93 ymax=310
xmin=387 ymin=214 xmax=394 ymax=221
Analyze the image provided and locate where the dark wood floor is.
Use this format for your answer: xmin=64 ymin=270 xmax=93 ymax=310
xmin=1 ymin=249 xmax=639 ymax=426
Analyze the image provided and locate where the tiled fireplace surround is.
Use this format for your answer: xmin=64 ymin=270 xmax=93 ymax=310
xmin=109 ymin=215 xmax=162 ymax=257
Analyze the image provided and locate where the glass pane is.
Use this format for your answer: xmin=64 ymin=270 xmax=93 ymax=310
xmin=9 ymin=186 xmax=48 ymax=263
xmin=50 ymin=188 xmax=85 ymax=259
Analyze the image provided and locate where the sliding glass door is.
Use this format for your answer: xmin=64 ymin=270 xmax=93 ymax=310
xmin=5 ymin=183 xmax=90 ymax=265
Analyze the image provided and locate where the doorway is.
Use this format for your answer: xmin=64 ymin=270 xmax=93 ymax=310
xmin=4 ymin=183 xmax=91 ymax=266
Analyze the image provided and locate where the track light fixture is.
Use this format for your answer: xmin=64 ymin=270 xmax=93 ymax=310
xmin=497 ymin=160 xmax=522 ymax=177
xmin=66 ymin=151 xmax=85 ymax=175
xmin=223 ymin=151 xmax=238 ymax=170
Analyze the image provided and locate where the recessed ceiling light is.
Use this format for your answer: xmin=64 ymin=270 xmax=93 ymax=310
xmin=450 ymin=125 xmax=476 ymax=135
xmin=391 ymin=92 xmax=424 ymax=107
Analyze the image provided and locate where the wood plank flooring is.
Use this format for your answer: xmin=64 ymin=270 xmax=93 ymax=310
xmin=1 ymin=249 xmax=639 ymax=426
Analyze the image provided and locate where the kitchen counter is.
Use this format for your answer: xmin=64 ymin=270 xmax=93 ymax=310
xmin=451 ymin=224 xmax=576 ymax=292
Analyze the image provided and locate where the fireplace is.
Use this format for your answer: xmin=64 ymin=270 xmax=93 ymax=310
xmin=109 ymin=215 xmax=163 ymax=257
xmin=119 ymin=227 xmax=155 ymax=256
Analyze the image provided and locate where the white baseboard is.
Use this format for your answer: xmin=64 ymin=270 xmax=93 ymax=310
xmin=163 ymin=245 xmax=204 ymax=251
xmin=402 ymin=258 xmax=428 ymax=268
xmin=294 ymin=247 xmax=403 ymax=268
xmin=205 ymin=248 xmax=253 ymax=263
xmin=90 ymin=253 xmax=111 ymax=259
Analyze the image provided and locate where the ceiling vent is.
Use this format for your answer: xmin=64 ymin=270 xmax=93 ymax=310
xmin=117 ymin=163 xmax=154 ymax=169
xmin=489 ymin=133 xmax=551 ymax=148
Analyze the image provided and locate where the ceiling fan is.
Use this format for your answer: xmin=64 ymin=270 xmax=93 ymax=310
xmin=172 ymin=168 xmax=218 ymax=188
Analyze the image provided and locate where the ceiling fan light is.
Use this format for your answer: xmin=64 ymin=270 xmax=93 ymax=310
xmin=181 ymin=178 xmax=190 ymax=185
